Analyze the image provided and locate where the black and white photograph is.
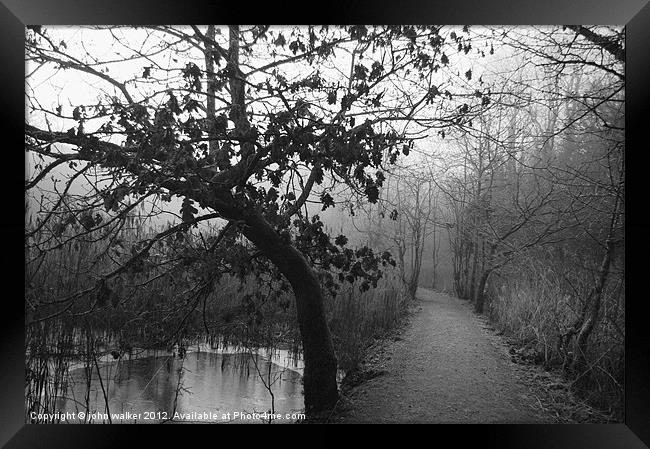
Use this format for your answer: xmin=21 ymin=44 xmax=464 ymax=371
xmin=24 ymin=24 xmax=626 ymax=426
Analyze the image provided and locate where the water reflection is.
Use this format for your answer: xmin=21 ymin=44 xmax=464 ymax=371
xmin=57 ymin=351 xmax=304 ymax=423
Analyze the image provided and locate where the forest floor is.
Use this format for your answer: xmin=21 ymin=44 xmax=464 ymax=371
xmin=329 ymin=288 xmax=606 ymax=423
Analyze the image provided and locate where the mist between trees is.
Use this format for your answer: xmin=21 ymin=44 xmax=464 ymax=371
xmin=25 ymin=25 xmax=624 ymax=421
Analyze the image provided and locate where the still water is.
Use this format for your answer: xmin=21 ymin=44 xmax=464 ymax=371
xmin=57 ymin=348 xmax=305 ymax=423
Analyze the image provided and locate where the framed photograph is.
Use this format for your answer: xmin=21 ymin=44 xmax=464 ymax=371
xmin=3 ymin=0 xmax=649 ymax=447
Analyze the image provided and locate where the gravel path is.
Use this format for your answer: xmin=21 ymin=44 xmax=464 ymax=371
xmin=337 ymin=288 xmax=554 ymax=423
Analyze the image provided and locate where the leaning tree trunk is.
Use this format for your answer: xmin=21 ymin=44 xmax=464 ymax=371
xmin=570 ymin=233 xmax=616 ymax=376
xmin=568 ymin=188 xmax=621 ymax=376
xmin=239 ymin=208 xmax=339 ymax=415
xmin=222 ymin=25 xmax=338 ymax=415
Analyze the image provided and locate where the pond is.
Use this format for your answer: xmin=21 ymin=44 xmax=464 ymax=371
xmin=55 ymin=347 xmax=305 ymax=423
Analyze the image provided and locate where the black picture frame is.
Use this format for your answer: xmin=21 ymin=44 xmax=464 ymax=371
xmin=3 ymin=1 xmax=649 ymax=447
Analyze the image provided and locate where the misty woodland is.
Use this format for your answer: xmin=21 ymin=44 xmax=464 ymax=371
xmin=25 ymin=25 xmax=624 ymax=423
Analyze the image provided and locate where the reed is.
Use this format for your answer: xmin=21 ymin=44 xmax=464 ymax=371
xmin=326 ymin=271 xmax=406 ymax=373
xmin=486 ymin=260 xmax=624 ymax=421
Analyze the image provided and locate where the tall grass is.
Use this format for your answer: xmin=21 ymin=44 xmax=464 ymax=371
xmin=326 ymin=271 xmax=406 ymax=373
xmin=486 ymin=259 xmax=624 ymax=420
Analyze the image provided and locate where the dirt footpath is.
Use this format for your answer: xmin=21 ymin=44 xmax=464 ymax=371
xmin=335 ymin=288 xmax=556 ymax=423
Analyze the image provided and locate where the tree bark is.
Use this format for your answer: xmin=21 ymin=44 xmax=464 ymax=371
xmin=568 ymin=186 xmax=621 ymax=376
xmin=238 ymin=208 xmax=339 ymax=415
xmin=474 ymin=269 xmax=491 ymax=314
xmin=431 ymin=221 xmax=438 ymax=289
xmin=570 ymin=235 xmax=616 ymax=375
xmin=469 ymin=239 xmax=479 ymax=302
